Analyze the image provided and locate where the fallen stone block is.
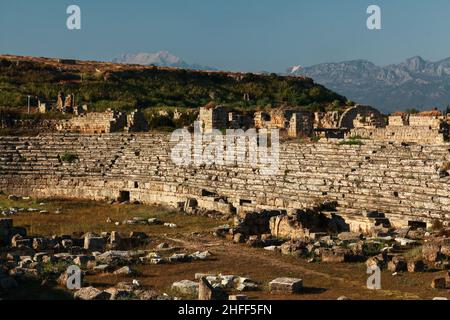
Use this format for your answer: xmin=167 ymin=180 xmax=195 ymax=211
xmin=236 ymin=282 xmax=258 ymax=291
xmin=33 ymin=252 xmax=48 ymax=262
xmin=172 ymin=280 xmax=199 ymax=296
xmin=84 ymin=236 xmax=106 ymax=252
xmin=148 ymin=218 xmax=163 ymax=225
xmin=105 ymin=287 xmax=134 ymax=300
xmin=198 ymin=277 xmax=227 ymax=300
xmin=229 ymin=294 xmax=248 ymax=300
xmin=113 ymin=266 xmax=135 ymax=275
xmin=164 ymin=222 xmax=177 ymax=228
xmin=156 ymin=242 xmax=170 ymax=249
xmin=61 ymin=239 xmax=73 ymax=249
xmin=263 ymin=245 xmax=279 ymax=251
xmin=74 ymin=286 xmax=111 ymax=300
xmin=116 ymin=281 xmax=140 ymax=291
xmin=236 ymin=277 xmax=258 ymax=291
xmin=189 ymin=251 xmax=212 ymax=260
xmin=93 ymin=264 xmax=112 ymax=273
xmin=95 ymin=250 xmax=132 ymax=266
xmin=168 ymin=253 xmax=190 ymax=263
xmin=280 ymin=241 xmax=305 ymax=256
xmin=269 ymin=277 xmax=303 ymax=294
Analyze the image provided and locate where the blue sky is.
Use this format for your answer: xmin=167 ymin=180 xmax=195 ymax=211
xmin=1 ymin=0 xmax=450 ymax=72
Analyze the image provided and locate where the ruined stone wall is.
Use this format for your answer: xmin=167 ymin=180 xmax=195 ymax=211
xmin=339 ymin=105 xmax=385 ymax=129
xmin=0 ymin=119 xmax=60 ymax=132
xmin=409 ymin=115 xmax=443 ymax=129
xmin=288 ymin=112 xmax=313 ymax=137
xmin=199 ymin=107 xmax=228 ymax=131
xmin=348 ymin=126 xmax=447 ymax=144
xmin=388 ymin=115 xmax=408 ymax=126
xmin=0 ymin=134 xmax=449 ymax=230
xmin=314 ymin=111 xmax=339 ymax=129
xmin=57 ymin=110 xmax=128 ymax=133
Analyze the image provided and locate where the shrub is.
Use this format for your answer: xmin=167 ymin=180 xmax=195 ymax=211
xmin=338 ymin=139 xmax=364 ymax=146
xmin=60 ymin=152 xmax=78 ymax=163
xmin=40 ymin=260 xmax=72 ymax=278
xmin=310 ymin=135 xmax=321 ymax=143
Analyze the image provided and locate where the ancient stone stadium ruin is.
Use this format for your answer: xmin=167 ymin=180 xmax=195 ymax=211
xmin=0 ymin=55 xmax=449 ymax=302
xmin=1 ymin=133 xmax=448 ymax=231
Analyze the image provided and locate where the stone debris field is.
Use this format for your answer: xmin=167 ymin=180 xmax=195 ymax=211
xmin=0 ymin=194 xmax=448 ymax=300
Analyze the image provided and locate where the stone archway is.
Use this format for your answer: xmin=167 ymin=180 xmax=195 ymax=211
xmin=338 ymin=105 xmax=383 ymax=129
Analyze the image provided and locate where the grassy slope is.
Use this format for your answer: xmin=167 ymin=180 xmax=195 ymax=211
xmin=0 ymin=55 xmax=347 ymax=112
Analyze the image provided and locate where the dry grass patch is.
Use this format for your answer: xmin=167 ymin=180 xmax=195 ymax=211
xmin=1 ymin=196 xmax=222 ymax=237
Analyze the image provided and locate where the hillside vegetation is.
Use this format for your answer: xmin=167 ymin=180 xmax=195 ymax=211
xmin=0 ymin=55 xmax=346 ymax=112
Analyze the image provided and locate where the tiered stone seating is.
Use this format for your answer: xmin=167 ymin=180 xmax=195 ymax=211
xmin=0 ymin=133 xmax=449 ymax=228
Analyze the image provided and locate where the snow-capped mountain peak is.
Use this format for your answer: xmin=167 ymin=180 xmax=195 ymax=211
xmin=112 ymin=51 xmax=214 ymax=71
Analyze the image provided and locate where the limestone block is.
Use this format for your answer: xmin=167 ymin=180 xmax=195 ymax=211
xmin=269 ymin=277 xmax=303 ymax=294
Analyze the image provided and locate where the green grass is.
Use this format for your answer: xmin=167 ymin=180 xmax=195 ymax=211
xmin=338 ymin=137 xmax=365 ymax=146
xmin=403 ymin=246 xmax=423 ymax=261
xmin=2 ymin=195 xmax=222 ymax=237
xmin=59 ymin=152 xmax=78 ymax=163
xmin=39 ymin=260 xmax=73 ymax=278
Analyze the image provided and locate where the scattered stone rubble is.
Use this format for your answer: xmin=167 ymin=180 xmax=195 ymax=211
xmin=121 ymin=216 xmax=177 ymax=228
xmin=0 ymin=217 xmax=216 ymax=299
xmin=171 ymin=273 xmax=260 ymax=300
xmin=171 ymin=273 xmax=308 ymax=300
xmin=214 ymin=208 xmax=450 ymax=281
xmin=1 ymin=196 xmax=50 ymax=217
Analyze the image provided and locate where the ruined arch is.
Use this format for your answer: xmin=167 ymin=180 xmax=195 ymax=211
xmin=338 ymin=105 xmax=383 ymax=129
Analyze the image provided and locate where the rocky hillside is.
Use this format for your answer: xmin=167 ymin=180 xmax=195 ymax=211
xmin=288 ymin=56 xmax=450 ymax=113
xmin=0 ymin=55 xmax=346 ymax=112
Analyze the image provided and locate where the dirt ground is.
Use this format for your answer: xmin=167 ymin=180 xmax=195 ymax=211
xmin=2 ymin=196 xmax=449 ymax=300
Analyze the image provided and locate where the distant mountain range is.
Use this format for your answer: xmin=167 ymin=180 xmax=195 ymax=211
xmin=287 ymin=56 xmax=450 ymax=113
xmin=112 ymin=52 xmax=450 ymax=113
xmin=112 ymin=51 xmax=215 ymax=71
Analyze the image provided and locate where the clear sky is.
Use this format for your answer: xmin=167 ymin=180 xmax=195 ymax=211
xmin=1 ymin=0 xmax=450 ymax=72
